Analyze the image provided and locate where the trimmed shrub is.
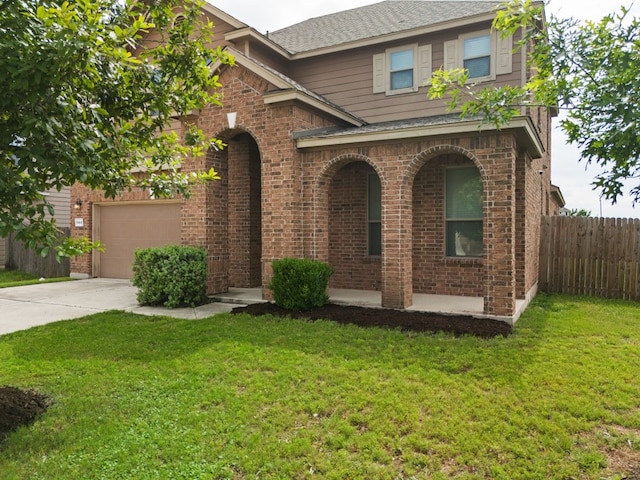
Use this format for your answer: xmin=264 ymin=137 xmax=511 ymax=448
xmin=269 ymin=258 xmax=333 ymax=311
xmin=132 ymin=245 xmax=207 ymax=308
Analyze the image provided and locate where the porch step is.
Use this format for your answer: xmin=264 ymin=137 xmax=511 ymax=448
xmin=209 ymin=288 xmax=267 ymax=306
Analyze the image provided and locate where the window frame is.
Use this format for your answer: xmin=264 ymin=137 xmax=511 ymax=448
xmin=444 ymin=166 xmax=483 ymax=259
xmin=444 ymin=29 xmax=514 ymax=84
xmin=462 ymin=32 xmax=492 ymax=80
xmin=367 ymin=173 xmax=382 ymax=256
xmin=386 ymin=44 xmax=418 ymax=95
xmin=373 ymin=44 xmax=432 ymax=96
xmin=459 ymin=30 xmax=495 ymax=82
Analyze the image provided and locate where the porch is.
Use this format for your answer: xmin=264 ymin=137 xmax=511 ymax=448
xmin=211 ymin=288 xmax=530 ymax=324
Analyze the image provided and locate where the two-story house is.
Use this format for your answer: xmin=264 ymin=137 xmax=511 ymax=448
xmin=70 ymin=0 xmax=557 ymax=322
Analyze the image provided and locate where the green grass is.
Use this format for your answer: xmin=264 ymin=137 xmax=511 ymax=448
xmin=0 ymin=269 xmax=73 ymax=288
xmin=1 ymin=293 xmax=639 ymax=479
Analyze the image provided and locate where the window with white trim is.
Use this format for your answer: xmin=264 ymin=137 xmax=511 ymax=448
xmin=368 ymin=174 xmax=382 ymax=256
xmin=390 ymin=48 xmax=414 ymax=90
xmin=445 ymin=167 xmax=482 ymax=258
xmin=443 ymin=30 xmax=513 ymax=82
xmin=463 ymin=34 xmax=491 ymax=79
xmin=373 ymin=44 xmax=432 ymax=95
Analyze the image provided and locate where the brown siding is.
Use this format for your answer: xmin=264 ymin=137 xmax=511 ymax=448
xmin=244 ymin=42 xmax=291 ymax=76
xmin=137 ymin=10 xmax=239 ymax=53
xmin=288 ymin=22 xmax=523 ymax=124
xmin=45 ymin=186 xmax=71 ymax=229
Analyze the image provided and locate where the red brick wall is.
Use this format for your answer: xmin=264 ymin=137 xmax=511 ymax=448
xmin=302 ymin=134 xmax=519 ymax=315
xmin=196 ymin=66 xmax=340 ymax=295
xmin=203 ymin=146 xmax=229 ymax=293
xmin=228 ymin=133 xmax=262 ymax=288
xmin=412 ymin=154 xmax=483 ymax=296
xmin=328 ymin=162 xmax=382 ymax=290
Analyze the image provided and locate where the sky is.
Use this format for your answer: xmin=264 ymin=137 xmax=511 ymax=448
xmin=212 ymin=0 xmax=640 ymax=218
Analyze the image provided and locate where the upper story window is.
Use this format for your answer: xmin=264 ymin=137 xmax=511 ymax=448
xmin=389 ymin=48 xmax=414 ymax=90
xmin=463 ymin=34 xmax=491 ymax=79
xmin=373 ymin=44 xmax=432 ymax=95
xmin=444 ymin=30 xmax=513 ymax=83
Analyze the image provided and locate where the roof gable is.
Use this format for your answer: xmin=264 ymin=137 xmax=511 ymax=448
xmin=213 ymin=48 xmax=365 ymax=127
xmin=268 ymin=0 xmax=500 ymax=54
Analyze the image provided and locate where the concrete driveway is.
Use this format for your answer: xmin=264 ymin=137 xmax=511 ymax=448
xmin=0 ymin=278 xmax=238 ymax=336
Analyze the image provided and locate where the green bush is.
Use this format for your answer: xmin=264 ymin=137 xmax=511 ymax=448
xmin=132 ymin=245 xmax=207 ymax=309
xmin=269 ymin=258 xmax=333 ymax=311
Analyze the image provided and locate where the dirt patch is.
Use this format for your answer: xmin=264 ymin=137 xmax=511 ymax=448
xmin=599 ymin=425 xmax=640 ymax=480
xmin=231 ymin=302 xmax=512 ymax=338
xmin=0 ymin=386 xmax=50 ymax=443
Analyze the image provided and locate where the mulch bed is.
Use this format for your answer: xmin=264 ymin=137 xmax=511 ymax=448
xmin=231 ymin=302 xmax=512 ymax=338
xmin=0 ymin=386 xmax=50 ymax=444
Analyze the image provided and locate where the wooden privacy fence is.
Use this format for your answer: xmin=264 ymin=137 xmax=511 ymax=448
xmin=539 ymin=216 xmax=640 ymax=300
xmin=6 ymin=228 xmax=71 ymax=278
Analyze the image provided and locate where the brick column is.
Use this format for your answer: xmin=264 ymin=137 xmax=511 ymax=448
xmin=202 ymin=146 xmax=229 ymax=294
xmin=381 ymin=176 xmax=413 ymax=309
xmin=483 ymin=141 xmax=517 ymax=317
xmin=260 ymin=130 xmax=303 ymax=295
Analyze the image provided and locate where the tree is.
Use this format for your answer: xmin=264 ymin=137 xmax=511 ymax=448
xmin=568 ymin=208 xmax=591 ymax=217
xmin=428 ymin=0 xmax=640 ymax=205
xmin=0 ymin=0 xmax=233 ymax=257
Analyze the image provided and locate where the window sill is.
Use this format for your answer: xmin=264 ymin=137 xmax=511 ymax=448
xmin=385 ymin=86 xmax=419 ymax=96
xmin=465 ymin=74 xmax=495 ymax=84
xmin=444 ymin=256 xmax=483 ymax=263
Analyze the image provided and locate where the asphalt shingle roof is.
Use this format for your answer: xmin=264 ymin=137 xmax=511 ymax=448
xmin=268 ymin=0 xmax=501 ymax=54
xmin=294 ymin=113 xmax=483 ymax=140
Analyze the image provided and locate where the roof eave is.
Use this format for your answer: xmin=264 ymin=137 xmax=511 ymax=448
xmin=264 ymin=90 xmax=366 ymax=127
xmin=551 ymin=185 xmax=566 ymax=207
xmin=225 ymin=27 xmax=293 ymax=59
xmin=200 ymin=3 xmax=247 ymax=30
xmin=296 ymin=116 xmax=545 ymax=159
xmin=210 ymin=47 xmax=291 ymax=90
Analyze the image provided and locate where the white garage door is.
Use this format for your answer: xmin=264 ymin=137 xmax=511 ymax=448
xmin=96 ymin=202 xmax=182 ymax=279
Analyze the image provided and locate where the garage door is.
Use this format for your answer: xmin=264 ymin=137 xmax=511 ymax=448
xmin=96 ymin=202 xmax=182 ymax=278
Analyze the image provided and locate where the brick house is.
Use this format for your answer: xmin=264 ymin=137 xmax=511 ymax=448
xmin=70 ymin=0 xmax=558 ymax=322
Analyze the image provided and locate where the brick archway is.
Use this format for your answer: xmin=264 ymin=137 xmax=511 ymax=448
xmin=311 ymin=154 xmax=385 ymax=261
xmin=405 ymin=145 xmax=488 ymax=309
xmin=405 ymin=144 xmax=488 ymax=189
xmin=206 ymin=128 xmax=263 ymax=292
xmin=403 ymin=141 xmax=518 ymax=317
xmin=310 ymin=154 xmax=386 ymax=293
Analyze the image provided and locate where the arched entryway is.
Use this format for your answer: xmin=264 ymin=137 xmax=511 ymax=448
xmin=411 ymin=152 xmax=484 ymax=297
xmin=207 ymin=130 xmax=262 ymax=291
xmin=328 ymin=160 xmax=383 ymax=291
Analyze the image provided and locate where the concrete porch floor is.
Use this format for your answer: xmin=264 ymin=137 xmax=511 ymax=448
xmin=211 ymin=288 xmax=528 ymax=324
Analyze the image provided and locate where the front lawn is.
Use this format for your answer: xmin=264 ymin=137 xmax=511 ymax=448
xmin=0 ymin=269 xmax=72 ymax=288
xmin=0 ymin=294 xmax=639 ymax=479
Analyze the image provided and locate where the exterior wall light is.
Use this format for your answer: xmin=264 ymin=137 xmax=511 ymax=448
xmin=227 ymin=112 xmax=237 ymax=129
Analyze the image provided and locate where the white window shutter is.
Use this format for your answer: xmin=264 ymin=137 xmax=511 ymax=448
xmin=443 ymin=40 xmax=458 ymax=70
xmin=418 ymin=44 xmax=433 ymax=85
xmin=372 ymin=53 xmax=386 ymax=93
xmin=496 ymin=33 xmax=513 ymax=75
